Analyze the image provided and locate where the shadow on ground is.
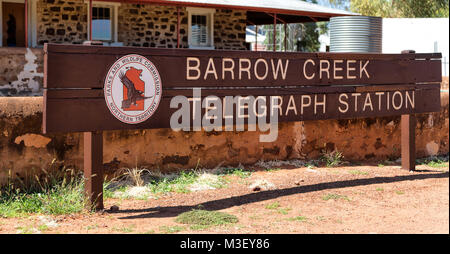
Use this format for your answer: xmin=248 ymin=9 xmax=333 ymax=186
xmin=112 ymin=171 xmax=448 ymax=220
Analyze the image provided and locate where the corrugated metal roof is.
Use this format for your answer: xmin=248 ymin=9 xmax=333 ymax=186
xmin=110 ymin=0 xmax=358 ymax=19
xmin=161 ymin=0 xmax=356 ymax=16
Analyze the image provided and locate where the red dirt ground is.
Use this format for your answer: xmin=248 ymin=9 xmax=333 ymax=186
xmin=0 ymin=163 xmax=448 ymax=234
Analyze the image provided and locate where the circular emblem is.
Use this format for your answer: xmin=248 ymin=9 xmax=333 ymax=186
xmin=104 ymin=54 xmax=162 ymax=124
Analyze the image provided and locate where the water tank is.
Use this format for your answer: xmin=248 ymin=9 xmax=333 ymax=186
xmin=330 ymin=16 xmax=382 ymax=53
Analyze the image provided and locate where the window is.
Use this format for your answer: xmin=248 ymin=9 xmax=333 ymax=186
xmin=191 ymin=15 xmax=208 ymax=46
xmin=187 ymin=7 xmax=215 ymax=49
xmin=92 ymin=6 xmax=112 ymax=41
xmin=87 ymin=1 xmax=120 ymax=44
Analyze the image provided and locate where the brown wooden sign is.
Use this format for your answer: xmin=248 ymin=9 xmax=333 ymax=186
xmin=45 ymin=45 xmax=441 ymax=89
xmin=43 ymin=44 xmax=441 ymax=133
xmin=42 ymin=43 xmax=442 ymax=210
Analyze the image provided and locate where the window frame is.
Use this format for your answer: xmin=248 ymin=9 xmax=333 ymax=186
xmin=186 ymin=7 xmax=215 ymax=49
xmin=91 ymin=6 xmax=113 ymax=41
xmin=86 ymin=1 xmax=120 ymax=44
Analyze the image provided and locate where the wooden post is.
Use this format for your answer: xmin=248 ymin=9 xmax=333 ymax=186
xmin=401 ymin=50 xmax=416 ymax=171
xmin=401 ymin=114 xmax=416 ymax=171
xmin=84 ymin=131 xmax=104 ymax=210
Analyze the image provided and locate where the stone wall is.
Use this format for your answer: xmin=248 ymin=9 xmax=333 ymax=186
xmin=213 ymin=9 xmax=247 ymax=50
xmin=35 ymin=1 xmax=247 ymax=50
xmin=118 ymin=4 xmax=188 ymax=48
xmin=0 ymin=92 xmax=448 ymax=184
xmin=36 ymin=0 xmax=88 ymax=45
xmin=118 ymin=4 xmax=247 ymax=50
xmin=0 ymin=48 xmax=44 ymax=96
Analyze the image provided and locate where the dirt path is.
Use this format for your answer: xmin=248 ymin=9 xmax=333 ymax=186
xmin=0 ymin=163 xmax=448 ymax=234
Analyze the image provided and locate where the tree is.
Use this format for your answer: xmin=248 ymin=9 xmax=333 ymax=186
xmin=297 ymin=21 xmax=328 ymax=52
xmin=261 ymin=0 xmax=328 ymax=52
xmin=349 ymin=0 xmax=399 ymax=17
xmin=395 ymin=0 xmax=449 ymax=17
xmin=296 ymin=0 xmax=329 ymax=52
xmin=330 ymin=0 xmax=449 ymax=18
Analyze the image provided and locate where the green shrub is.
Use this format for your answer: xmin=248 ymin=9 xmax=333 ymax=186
xmin=175 ymin=209 xmax=238 ymax=227
xmin=321 ymin=150 xmax=344 ymax=167
xmin=0 ymin=166 xmax=87 ymax=218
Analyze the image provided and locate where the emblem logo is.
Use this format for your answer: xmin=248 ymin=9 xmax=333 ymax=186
xmin=104 ymin=54 xmax=162 ymax=124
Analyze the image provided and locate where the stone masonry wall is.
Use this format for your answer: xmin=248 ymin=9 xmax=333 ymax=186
xmin=36 ymin=0 xmax=88 ymax=45
xmin=118 ymin=4 xmax=247 ymax=50
xmin=36 ymin=2 xmax=248 ymax=49
xmin=214 ymin=9 xmax=247 ymax=50
xmin=118 ymin=4 xmax=188 ymax=48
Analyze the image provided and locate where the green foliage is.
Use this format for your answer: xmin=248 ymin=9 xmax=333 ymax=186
xmin=348 ymin=170 xmax=369 ymax=175
xmin=265 ymin=201 xmax=291 ymax=214
xmin=321 ymin=150 xmax=344 ymax=167
xmin=265 ymin=168 xmax=281 ymax=172
xmin=350 ymin=0 xmax=399 ymax=17
xmin=297 ymin=20 xmax=327 ymax=52
xmin=260 ymin=0 xmax=448 ymax=51
xmin=175 ymin=209 xmax=238 ymax=228
xmin=105 ymin=168 xmax=238 ymax=199
xmin=417 ymin=155 xmax=449 ymax=168
xmin=113 ymin=225 xmax=135 ymax=233
xmin=15 ymin=225 xmax=37 ymax=234
xmin=119 ymin=167 xmax=150 ymax=187
xmin=426 ymin=160 xmax=448 ymax=168
xmin=103 ymin=180 xmax=117 ymax=199
xmin=330 ymin=0 xmax=449 ymax=17
xmin=265 ymin=202 xmax=281 ymax=210
xmin=397 ymin=0 xmax=449 ymax=17
xmin=305 ymin=162 xmax=317 ymax=169
xmin=147 ymin=170 xmax=199 ymax=194
xmin=0 ymin=167 xmax=86 ymax=218
xmin=277 ymin=207 xmax=292 ymax=215
xmin=287 ymin=216 xmax=308 ymax=222
xmin=261 ymin=0 xmax=328 ymax=52
xmin=218 ymin=168 xmax=252 ymax=179
xmin=322 ymin=193 xmax=350 ymax=201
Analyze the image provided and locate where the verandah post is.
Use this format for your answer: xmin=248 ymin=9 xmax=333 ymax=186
xmin=273 ymin=13 xmax=276 ymax=51
xmin=89 ymin=0 xmax=92 ymax=40
xmin=84 ymin=131 xmax=104 ymax=210
xmin=401 ymin=50 xmax=416 ymax=171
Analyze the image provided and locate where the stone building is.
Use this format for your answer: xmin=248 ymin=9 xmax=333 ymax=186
xmin=3 ymin=1 xmax=447 ymax=185
xmin=0 ymin=0 xmax=354 ymax=96
xmin=34 ymin=1 xmax=249 ymax=50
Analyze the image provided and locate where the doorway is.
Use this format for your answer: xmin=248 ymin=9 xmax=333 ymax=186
xmin=2 ymin=2 xmax=25 ymax=47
